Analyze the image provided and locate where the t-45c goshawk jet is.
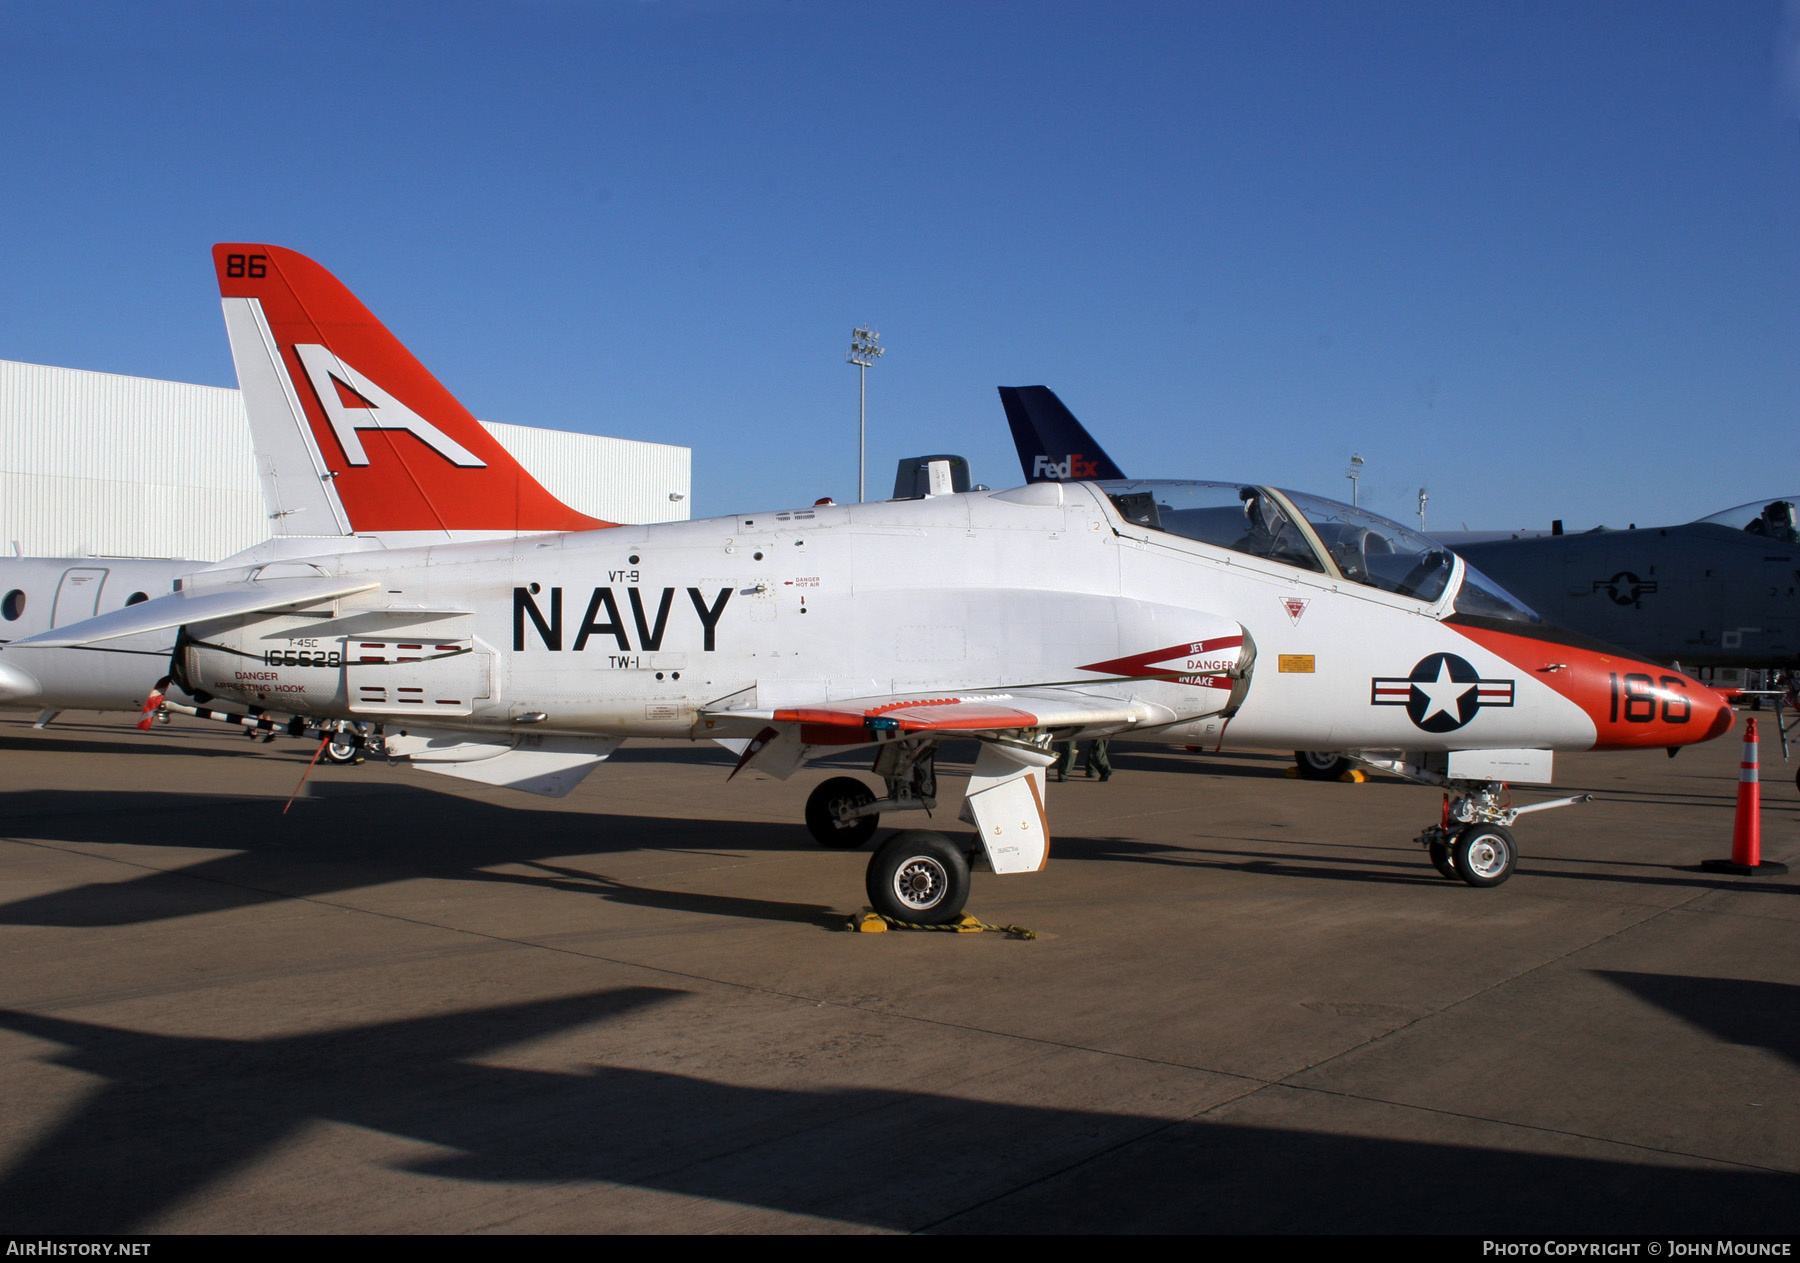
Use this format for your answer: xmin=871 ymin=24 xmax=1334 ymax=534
xmin=17 ymin=246 xmax=1734 ymax=925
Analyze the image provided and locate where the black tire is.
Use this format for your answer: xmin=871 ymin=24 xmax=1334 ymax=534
xmin=1295 ymin=751 xmax=1352 ymax=781
xmin=1451 ymin=823 xmax=1516 ymax=888
xmin=865 ymin=830 xmax=971 ymax=925
xmin=324 ymin=738 xmax=361 ymax=765
xmin=805 ymin=776 xmax=879 ymax=849
xmin=1428 ymin=839 xmax=1458 ymax=881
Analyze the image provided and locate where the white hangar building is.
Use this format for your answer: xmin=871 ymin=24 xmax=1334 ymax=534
xmin=0 ymin=358 xmax=691 ymax=560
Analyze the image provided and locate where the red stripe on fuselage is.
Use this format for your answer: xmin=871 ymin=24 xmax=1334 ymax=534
xmin=776 ymin=702 xmax=1041 ymax=733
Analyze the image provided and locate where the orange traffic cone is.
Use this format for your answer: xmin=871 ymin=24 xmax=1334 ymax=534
xmin=1703 ymin=717 xmax=1788 ymax=876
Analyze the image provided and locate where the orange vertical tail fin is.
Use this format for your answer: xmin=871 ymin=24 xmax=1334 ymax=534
xmin=215 ymin=244 xmax=610 ymax=536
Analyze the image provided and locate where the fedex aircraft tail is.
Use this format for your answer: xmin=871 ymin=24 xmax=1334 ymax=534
xmin=999 ymin=385 xmax=1127 ymax=484
xmin=215 ymin=244 xmax=610 ymax=538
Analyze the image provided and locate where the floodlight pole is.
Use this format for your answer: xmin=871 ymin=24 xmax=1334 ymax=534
xmin=847 ymin=327 xmax=884 ymax=502
xmin=1346 ymin=453 xmax=1364 ymax=508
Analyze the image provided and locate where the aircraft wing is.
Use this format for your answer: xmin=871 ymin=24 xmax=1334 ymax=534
xmin=732 ymin=687 xmax=1175 ymax=737
xmin=13 ymin=574 xmax=382 ymax=648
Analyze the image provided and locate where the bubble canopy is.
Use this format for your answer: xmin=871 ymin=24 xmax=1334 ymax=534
xmin=1694 ymin=496 xmax=1800 ymax=543
xmin=1093 ymin=479 xmax=1531 ymax=615
xmin=1276 ymin=488 xmax=1454 ymax=602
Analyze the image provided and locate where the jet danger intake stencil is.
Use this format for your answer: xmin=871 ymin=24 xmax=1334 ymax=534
xmin=1371 ymin=652 xmax=1515 ymax=733
xmin=1079 ymin=636 xmax=1244 ymax=690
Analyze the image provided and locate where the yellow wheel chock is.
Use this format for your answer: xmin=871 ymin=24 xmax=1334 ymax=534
xmin=849 ymin=911 xmax=1035 ymax=939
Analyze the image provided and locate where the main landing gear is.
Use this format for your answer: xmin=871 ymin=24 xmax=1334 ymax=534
xmin=1294 ymin=750 xmax=1352 ymax=781
xmin=800 ymin=740 xmax=977 ymax=924
xmin=804 ymin=777 xmax=879 ymax=848
xmin=1414 ymin=781 xmax=1592 ymax=888
xmin=866 ymin=830 xmax=972 ymax=925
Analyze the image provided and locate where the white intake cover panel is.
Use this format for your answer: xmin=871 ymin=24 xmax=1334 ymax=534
xmin=960 ymin=743 xmax=1050 ymax=875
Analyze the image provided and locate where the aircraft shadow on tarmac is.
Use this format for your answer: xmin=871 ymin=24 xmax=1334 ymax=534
xmin=1054 ymin=830 xmax=1800 ymax=897
xmin=0 ymin=983 xmax=1796 ymax=1234
xmin=2 ymin=774 xmax=1793 ymax=930
xmin=1598 ymin=972 xmax=1800 ymax=1070
xmin=0 ymin=785 xmax=863 ymax=929
xmin=0 ymin=732 xmax=269 ymax=761
xmin=467 ymin=860 xmax=850 ymax=929
xmin=1052 ymin=833 xmax=1455 ymax=887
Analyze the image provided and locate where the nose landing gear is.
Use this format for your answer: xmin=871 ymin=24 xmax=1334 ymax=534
xmin=1415 ymin=781 xmax=1592 ymax=888
xmin=1423 ymin=822 xmax=1517 ymax=886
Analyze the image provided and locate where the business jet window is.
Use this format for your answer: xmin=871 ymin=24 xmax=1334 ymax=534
xmin=1096 ymin=480 xmax=1325 ymax=573
xmin=1695 ymin=497 xmax=1800 ymax=544
xmin=1279 ymin=490 xmax=1455 ymax=602
xmin=1 ymin=590 xmax=22 ymax=621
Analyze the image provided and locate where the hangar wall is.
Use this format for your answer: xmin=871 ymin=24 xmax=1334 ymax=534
xmin=0 ymin=359 xmax=691 ymax=560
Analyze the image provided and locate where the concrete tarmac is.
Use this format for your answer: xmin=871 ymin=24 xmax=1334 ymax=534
xmin=0 ymin=713 xmax=1796 ymax=1234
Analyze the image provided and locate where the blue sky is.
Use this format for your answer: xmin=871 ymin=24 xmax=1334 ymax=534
xmin=3 ymin=0 xmax=1797 ymax=530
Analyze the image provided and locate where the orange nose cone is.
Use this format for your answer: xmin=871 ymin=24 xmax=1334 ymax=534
xmin=1702 ymin=692 xmax=1736 ymax=742
xmin=1445 ymin=617 xmax=1738 ymax=752
xmin=1585 ymin=666 xmax=1735 ymax=750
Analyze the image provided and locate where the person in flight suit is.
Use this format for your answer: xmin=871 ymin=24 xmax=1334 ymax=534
xmin=1052 ymin=739 xmax=1112 ymax=782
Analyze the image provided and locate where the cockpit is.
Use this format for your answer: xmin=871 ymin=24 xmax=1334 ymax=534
xmin=1095 ymin=479 xmax=1540 ymax=622
xmin=1693 ymin=497 xmax=1800 ymax=544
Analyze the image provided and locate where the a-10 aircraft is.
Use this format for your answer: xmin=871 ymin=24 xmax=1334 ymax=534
xmin=16 ymin=245 xmax=1734 ymax=925
xmin=1452 ymin=501 xmax=1800 ymax=670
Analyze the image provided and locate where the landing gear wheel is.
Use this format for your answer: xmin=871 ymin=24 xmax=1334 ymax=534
xmin=805 ymin=776 xmax=879 ymax=849
xmin=1452 ymin=823 xmax=1516 ymax=888
xmin=324 ymin=736 xmax=361 ymax=765
xmin=1295 ymin=751 xmax=1352 ymax=781
xmin=1428 ymin=839 xmax=1458 ymax=881
xmin=866 ymin=830 xmax=971 ymax=925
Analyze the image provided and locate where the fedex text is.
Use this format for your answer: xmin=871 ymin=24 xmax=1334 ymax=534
xmin=1032 ymin=453 xmax=1101 ymax=479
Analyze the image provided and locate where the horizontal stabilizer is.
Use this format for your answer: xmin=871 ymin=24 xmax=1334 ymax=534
xmin=385 ymin=729 xmax=622 ymax=797
xmin=14 ymin=574 xmax=381 ymax=648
